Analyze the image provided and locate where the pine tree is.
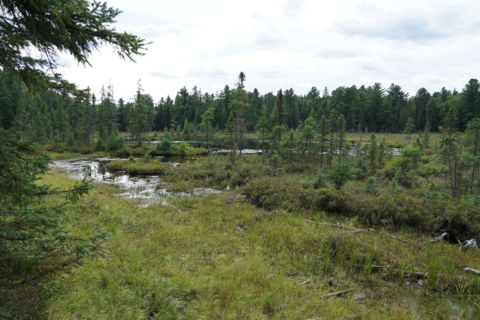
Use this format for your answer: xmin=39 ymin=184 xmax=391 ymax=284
xmin=464 ymin=118 xmax=480 ymax=193
xmin=271 ymin=89 xmax=286 ymax=126
xmin=404 ymin=117 xmax=415 ymax=143
xmin=228 ymin=72 xmax=249 ymax=164
xmin=440 ymin=108 xmax=460 ymax=197
xmin=337 ymin=114 xmax=346 ymax=163
xmin=328 ymin=109 xmax=337 ymax=167
xmin=201 ymin=107 xmax=215 ymax=155
xmin=257 ymin=105 xmax=270 ymax=162
xmin=130 ymin=82 xmax=149 ymax=143
xmin=318 ymin=115 xmax=329 ymax=168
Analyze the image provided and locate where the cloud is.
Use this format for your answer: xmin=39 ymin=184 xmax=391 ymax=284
xmin=57 ymin=0 xmax=480 ymax=101
xmin=148 ymin=72 xmax=177 ymax=79
xmin=254 ymin=29 xmax=288 ymax=48
xmin=339 ymin=17 xmax=446 ymax=41
xmin=187 ymin=68 xmax=228 ymax=79
xmin=284 ymin=0 xmax=307 ymax=18
xmin=313 ymin=48 xmax=359 ymax=59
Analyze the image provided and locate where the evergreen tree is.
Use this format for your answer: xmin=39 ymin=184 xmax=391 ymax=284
xmin=271 ymin=89 xmax=286 ymax=126
xmin=404 ymin=117 xmax=415 ymax=143
xmin=464 ymin=118 xmax=480 ymax=193
xmin=440 ymin=108 xmax=460 ymax=197
xmin=201 ymin=107 xmax=214 ymax=155
xmin=228 ymin=72 xmax=249 ymax=164
xmin=337 ymin=114 xmax=346 ymax=163
xmin=130 ymin=82 xmax=149 ymax=143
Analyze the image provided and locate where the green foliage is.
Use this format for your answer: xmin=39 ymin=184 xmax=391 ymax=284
xmin=328 ymin=162 xmax=352 ymax=189
xmin=106 ymin=159 xmax=166 ymax=175
xmin=0 ymin=0 xmax=146 ymax=88
xmin=106 ymin=134 xmax=125 ymax=151
xmin=95 ymin=138 xmax=106 ymax=151
xmin=243 ymin=175 xmax=480 ymax=241
xmin=313 ymin=171 xmax=327 ymax=189
xmin=365 ymin=176 xmax=379 ymax=195
xmin=0 ymin=130 xmax=103 ymax=315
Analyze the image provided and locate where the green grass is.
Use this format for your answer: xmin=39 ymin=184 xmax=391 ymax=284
xmin=345 ymin=132 xmax=444 ymax=148
xmin=34 ymin=169 xmax=480 ymax=319
xmin=106 ymin=159 xmax=167 ymax=175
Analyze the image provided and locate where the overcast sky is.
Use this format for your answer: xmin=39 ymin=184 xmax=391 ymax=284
xmin=57 ymin=0 xmax=480 ymax=101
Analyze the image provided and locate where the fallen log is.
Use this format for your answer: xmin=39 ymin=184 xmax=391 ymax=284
xmin=464 ymin=268 xmax=480 ymax=275
xmin=319 ymin=288 xmax=354 ymax=298
xmin=368 ymin=265 xmax=429 ymax=279
xmin=430 ymin=232 xmax=448 ymax=242
xmin=299 ymin=279 xmax=312 ymax=286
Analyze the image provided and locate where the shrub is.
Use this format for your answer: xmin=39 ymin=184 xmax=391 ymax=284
xmin=243 ymin=176 xmax=480 ymax=242
xmin=313 ymin=172 xmax=327 ymax=189
xmin=157 ymin=137 xmax=172 ymax=152
xmin=328 ymin=162 xmax=352 ymax=189
xmin=106 ymin=135 xmax=125 ymax=151
xmin=365 ymin=177 xmax=378 ymax=195
xmin=95 ymin=138 xmax=106 ymax=151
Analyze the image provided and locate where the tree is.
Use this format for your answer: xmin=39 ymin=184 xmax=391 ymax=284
xmin=464 ymin=118 xmax=480 ymax=193
xmin=300 ymin=115 xmax=315 ymax=161
xmin=328 ymin=162 xmax=352 ymax=189
xmin=0 ymin=0 xmax=145 ymax=315
xmin=367 ymin=134 xmax=378 ymax=173
xmin=440 ymin=107 xmax=460 ymax=197
xmin=271 ymin=89 xmax=286 ymax=126
xmin=459 ymin=79 xmax=480 ymax=130
xmin=337 ymin=114 xmax=346 ymax=163
xmin=328 ymin=109 xmax=337 ymax=167
xmin=257 ymin=105 xmax=270 ymax=162
xmin=404 ymin=117 xmax=415 ymax=143
xmin=318 ymin=115 xmax=329 ymax=168
xmin=201 ymin=107 xmax=214 ymax=155
xmin=97 ymin=84 xmax=118 ymax=142
xmin=130 ymin=82 xmax=150 ymax=143
xmin=228 ymin=72 xmax=249 ymax=164
xmin=0 ymin=0 xmax=145 ymax=89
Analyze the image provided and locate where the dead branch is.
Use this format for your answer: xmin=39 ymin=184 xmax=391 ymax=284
xmin=299 ymin=279 xmax=311 ymax=286
xmin=319 ymin=288 xmax=354 ymax=298
xmin=430 ymin=232 xmax=448 ymax=242
xmin=464 ymin=268 xmax=480 ymax=275
xmin=369 ymin=265 xmax=428 ymax=279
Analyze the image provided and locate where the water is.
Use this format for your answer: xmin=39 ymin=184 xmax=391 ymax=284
xmin=51 ymin=158 xmax=221 ymax=206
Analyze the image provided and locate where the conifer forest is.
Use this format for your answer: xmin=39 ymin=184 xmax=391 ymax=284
xmin=1 ymin=0 xmax=480 ymax=319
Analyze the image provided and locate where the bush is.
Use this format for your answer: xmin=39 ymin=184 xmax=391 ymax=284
xmin=243 ymin=176 xmax=480 ymax=242
xmin=106 ymin=135 xmax=125 ymax=151
xmin=313 ymin=172 xmax=327 ymax=189
xmin=365 ymin=177 xmax=378 ymax=195
xmin=95 ymin=138 xmax=106 ymax=151
xmin=157 ymin=139 xmax=172 ymax=152
xmin=328 ymin=162 xmax=352 ymax=189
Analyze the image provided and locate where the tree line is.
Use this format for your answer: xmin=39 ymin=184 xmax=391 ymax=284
xmin=1 ymin=69 xmax=480 ymax=147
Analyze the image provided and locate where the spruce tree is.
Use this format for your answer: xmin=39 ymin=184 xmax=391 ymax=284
xmin=0 ymin=1 xmax=145 ymax=315
xmin=228 ymin=72 xmax=249 ymax=164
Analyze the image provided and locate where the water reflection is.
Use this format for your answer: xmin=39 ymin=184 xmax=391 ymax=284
xmin=51 ymin=158 xmax=221 ymax=206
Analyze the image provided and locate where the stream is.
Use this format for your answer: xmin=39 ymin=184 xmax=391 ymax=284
xmin=51 ymin=158 xmax=221 ymax=206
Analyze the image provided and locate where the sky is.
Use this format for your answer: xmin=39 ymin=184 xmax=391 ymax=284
xmin=57 ymin=0 xmax=480 ymax=102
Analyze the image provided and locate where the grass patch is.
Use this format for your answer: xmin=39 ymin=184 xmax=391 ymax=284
xmin=24 ymin=169 xmax=479 ymax=319
xmin=106 ymin=159 xmax=167 ymax=175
